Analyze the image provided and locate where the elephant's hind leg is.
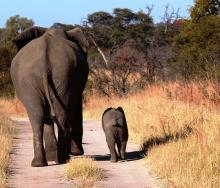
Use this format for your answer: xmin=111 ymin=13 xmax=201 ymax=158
xmin=70 ymin=97 xmax=84 ymax=156
xmin=53 ymin=109 xmax=70 ymax=164
xmin=44 ymin=123 xmax=58 ymax=162
xmin=116 ymin=138 xmax=122 ymax=159
xmin=70 ymin=127 xmax=84 ymax=156
xmin=106 ymin=134 xmax=118 ymax=162
xmin=120 ymin=140 xmax=127 ymax=160
xmin=28 ymin=115 xmax=48 ymax=167
xmin=57 ymin=127 xmax=70 ymax=164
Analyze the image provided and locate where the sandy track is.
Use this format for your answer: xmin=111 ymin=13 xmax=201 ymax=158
xmin=7 ymin=119 xmax=161 ymax=188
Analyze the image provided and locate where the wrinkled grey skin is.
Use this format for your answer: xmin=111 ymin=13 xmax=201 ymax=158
xmin=10 ymin=26 xmax=89 ymax=167
xmin=102 ymin=107 xmax=128 ymax=162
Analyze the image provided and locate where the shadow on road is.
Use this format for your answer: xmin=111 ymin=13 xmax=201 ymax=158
xmin=89 ymin=150 xmax=144 ymax=162
xmin=141 ymin=126 xmax=193 ymax=155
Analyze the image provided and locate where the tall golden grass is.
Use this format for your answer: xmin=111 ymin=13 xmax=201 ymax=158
xmin=0 ymin=98 xmax=26 ymax=117
xmin=84 ymin=81 xmax=220 ymax=188
xmin=0 ymin=98 xmax=20 ymax=187
xmin=0 ymin=115 xmax=15 ymax=187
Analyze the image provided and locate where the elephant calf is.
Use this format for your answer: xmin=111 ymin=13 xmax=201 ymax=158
xmin=102 ymin=107 xmax=128 ymax=162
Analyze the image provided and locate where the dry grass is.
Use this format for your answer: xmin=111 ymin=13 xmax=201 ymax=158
xmin=0 ymin=115 xmax=15 ymax=187
xmin=0 ymin=98 xmax=26 ymax=118
xmin=65 ymin=157 xmax=103 ymax=188
xmin=0 ymin=97 xmax=20 ymax=187
xmin=84 ymin=81 xmax=220 ymax=188
xmin=161 ymin=81 xmax=220 ymax=108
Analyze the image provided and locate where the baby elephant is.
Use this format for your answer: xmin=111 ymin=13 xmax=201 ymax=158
xmin=102 ymin=107 xmax=128 ymax=162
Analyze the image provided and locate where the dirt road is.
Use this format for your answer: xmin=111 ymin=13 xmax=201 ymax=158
xmin=7 ymin=118 xmax=161 ymax=188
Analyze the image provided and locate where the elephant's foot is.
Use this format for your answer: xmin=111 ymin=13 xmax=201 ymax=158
xmin=110 ymin=155 xmax=118 ymax=163
xmin=70 ymin=142 xmax=84 ymax=156
xmin=55 ymin=157 xmax=67 ymax=165
xmin=55 ymin=158 xmax=66 ymax=165
xmin=120 ymin=154 xmax=125 ymax=160
xmin=70 ymin=149 xmax=84 ymax=156
xmin=46 ymin=150 xmax=58 ymax=161
xmin=55 ymin=152 xmax=70 ymax=165
xmin=65 ymin=154 xmax=70 ymax=160
xmin=45 ymin=143 xmax=58 ymax=161
xmin=31 ymin=157 xmax=48 ymax=167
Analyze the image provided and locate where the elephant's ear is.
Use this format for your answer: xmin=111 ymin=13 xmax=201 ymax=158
xmin=117 ymin=107 xmax=125 ymax=114
xmin=117 ymin=107 xmax=128 ymax=131
xmin=66 ymin=27 xmax=90 ymax=53
xmin=103 ymin=107 xmax=113 ymax=116
xmin=13 ymin=26 xmax=47 ymax=50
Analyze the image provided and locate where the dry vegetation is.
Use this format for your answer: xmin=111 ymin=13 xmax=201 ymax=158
xmin=0 ymin=98 xmax=21 ymax=187
xmin=65 ymin=157 xmax=103 ymax=188
xmin=84 ymin=81 xmax=220 ymax=188
xmin=0 ymin=98 xmax=26 ymax=117
xmin=0 ymin=115 xmax=15 ymax=187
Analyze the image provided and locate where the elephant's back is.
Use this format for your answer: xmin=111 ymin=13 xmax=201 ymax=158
xmin=11 ymin=32 xmax=86 ymax=75
xmin=10 ymin=32 xmax=88 ymax=93
xmin=102 ymin=109 xmax=124 ymax=128
xmin=10 ymin=37 xmax=48 ymax=87
xmin=11 ymin=36 xmax=47 ymax=70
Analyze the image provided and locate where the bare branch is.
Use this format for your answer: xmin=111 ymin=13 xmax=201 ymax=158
xmin=161 ymin=4 xmax=181 ymax=33
xmin=146 ymin=4 xmax=154 ymax=16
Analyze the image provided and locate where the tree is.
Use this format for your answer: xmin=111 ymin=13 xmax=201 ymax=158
xmin=0 ymin=15 xmax=34 ymax=96
xmin=84 ymin=8 xmax=154 ymax=48
xmin=173 ymin=15 xmax=220 ymax=80
xmin=0 ymin=42 xmax=16 ymax=97
xmin=85 ymin=11 xmax=115 ymax=48
xmin=190 ymin=0 xmax=220 ymax=22
xmin=5 ymin=15 xmax=34 ymax=40
xmin=170 ymin=0 xmax=220 ymax=80
xmin=109 ymin=39 xmax=147 ymax=95
xmin=87 ymin=11 xmax=114 ymax=26
xmin=161 ymin=4 xmax=180 ymax=33
xmin=88 ymin=39 xmax=150 ymax=96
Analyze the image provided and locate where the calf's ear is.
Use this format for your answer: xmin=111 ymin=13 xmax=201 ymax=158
xmin=117 ymin=107 xmax=124 ymax=114
xmin=13 ymin=26 xmax=47 ymax=50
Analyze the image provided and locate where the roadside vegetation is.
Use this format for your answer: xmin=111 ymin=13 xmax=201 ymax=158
xmin=0 ymin=115 xmax=15 ymax=187
xmin=0 ymin=0 xmax=219 ymax=187
xmin=0 ymin=98 xmax=26 ymax=117
xmin=84 ymin=81 xmax=220 ymax=188
xmin=65 ymin=157 xmax=103 ymax=188
xmin=0 ymin=98 xmax=23 ymax=187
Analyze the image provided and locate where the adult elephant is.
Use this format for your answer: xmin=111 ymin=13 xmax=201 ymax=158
xmin=11 ymin=26 xmax=103 ymax=167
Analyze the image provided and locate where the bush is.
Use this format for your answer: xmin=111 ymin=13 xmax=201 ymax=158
xmin=65 ymin=157 xmax=103 ymax=187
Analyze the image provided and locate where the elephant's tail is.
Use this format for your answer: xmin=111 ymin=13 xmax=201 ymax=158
xmin=111 ymin=119 xmax=124 ymax=127
xmin=43 ymin=73 xmax=67 ymax=134
xmin=43 ymin=74 xmax=55 ymax=118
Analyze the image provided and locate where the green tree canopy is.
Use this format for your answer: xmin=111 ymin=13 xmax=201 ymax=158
xmin=190 ymin=0 xmax=220 ymax=22
xmin=174 ymin=15 xmax=220 ymax=80
xmin=0 ymin=15 xmax=34 ymax=96
xmin=5 ymin=15 xmax=34 ymax=40
xmin=85 ymin=8 xmax=153 ymax=48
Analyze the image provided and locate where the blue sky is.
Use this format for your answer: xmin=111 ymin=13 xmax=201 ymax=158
xmin=0 ymin=0 xmax=194 ymax=28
